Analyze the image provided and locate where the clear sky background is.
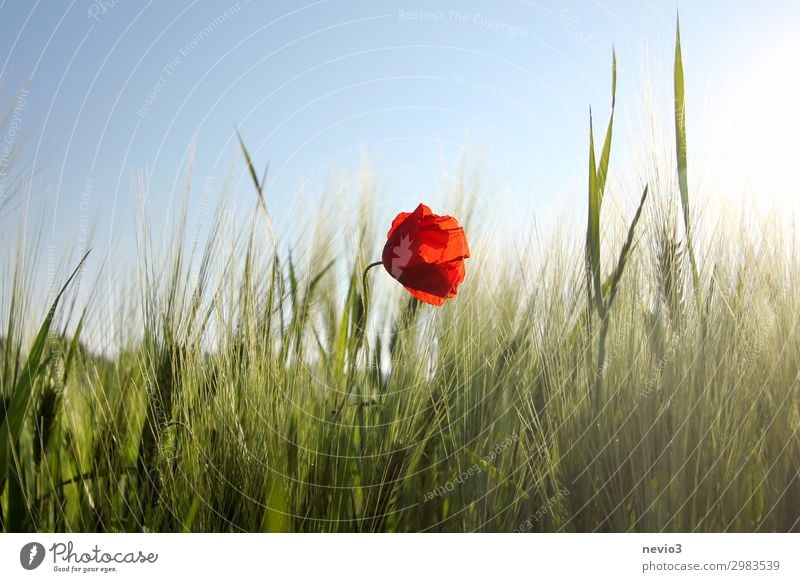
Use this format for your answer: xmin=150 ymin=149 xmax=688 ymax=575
xmin=1 ymin=0 xmax=799 ymax=317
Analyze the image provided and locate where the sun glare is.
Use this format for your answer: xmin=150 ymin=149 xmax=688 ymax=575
xmin=716 ymin=36 xmax=800 ymax=218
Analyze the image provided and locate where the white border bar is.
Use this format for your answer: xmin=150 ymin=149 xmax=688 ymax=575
xmin=1 ymin=533 xmax=798 ymax=581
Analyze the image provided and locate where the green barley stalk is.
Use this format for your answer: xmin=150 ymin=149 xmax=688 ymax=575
xmin=585 ymin=50 xmax=649 ymax=414
xmin=674 ymin=15 xmax=702 ymax=317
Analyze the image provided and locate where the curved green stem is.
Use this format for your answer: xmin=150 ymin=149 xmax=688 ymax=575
xmin=330 ymin=260 xmax=383 ymax=422
xmin=361 ymin=260 xmax=383 ymax=329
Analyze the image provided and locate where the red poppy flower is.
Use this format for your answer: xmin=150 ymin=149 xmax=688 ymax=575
xmin=381 ymin=203 xmax=470 ymax=306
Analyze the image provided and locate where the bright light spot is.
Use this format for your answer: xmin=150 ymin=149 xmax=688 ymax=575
xmin=713 ymin=36 xmax=800 ymax=221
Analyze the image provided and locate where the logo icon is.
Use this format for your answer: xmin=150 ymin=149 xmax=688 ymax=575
xmin=390 ymin=235 xmax=413 ymax=277
xmin=20 ymin=542 xmax=46 ymax=570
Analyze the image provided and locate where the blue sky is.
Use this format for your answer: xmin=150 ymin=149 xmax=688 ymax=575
xmin=1 ymin=0 xmax=799 ymax=285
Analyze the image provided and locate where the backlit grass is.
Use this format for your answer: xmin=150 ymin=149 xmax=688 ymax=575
xmin=1 ymin=22 xmax=798 ymax=533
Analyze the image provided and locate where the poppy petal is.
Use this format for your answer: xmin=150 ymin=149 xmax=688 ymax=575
xmin=386 ymin=203 xmax=431 ymax=239
xmin=403 ymin=286 xmax=447 ymax=306
xmin=381 ymin=203 xmax=468 ymax=306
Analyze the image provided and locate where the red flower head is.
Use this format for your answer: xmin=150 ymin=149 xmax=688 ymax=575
xmin=381 ymin=203 xmax=470 ymax=306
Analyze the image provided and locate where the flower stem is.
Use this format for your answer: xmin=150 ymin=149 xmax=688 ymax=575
xmin=356 ymin=260 xmax=382 ymax=354
xmin=361 ymin=260 xmax=383 ymax=323
xmin=330 ymin=260 xmax=382 ymax=422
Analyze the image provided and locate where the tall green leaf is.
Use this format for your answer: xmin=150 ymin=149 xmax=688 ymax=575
xmin=0 ymin=251 xmax=90 ymax=488
xmin=236 ymin=128 xmax=276 ymax=246
xmin=674 ymin=15 xmax=701 ymax=305
xmin=596 ymin=49 xmax=617 ymax=206
xmin=586 ymin=111 xmax=603 ymax=315
xmin=586 ymin=52 xmax=618 ymax=318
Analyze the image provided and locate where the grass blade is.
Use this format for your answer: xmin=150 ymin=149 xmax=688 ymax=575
xmin=674 ymin=15 xmax=701 ymax=307
xmin=236 ymin=128 xmax=276 ymax=245
xmin=596 ymin=49 xmax=617 ymax=206
xmin=607 ymin=185 xmax=649 ymax=310
xmin=0 ymin=250 xmax=90 ymax=492
xmin=586 ymin=110 xmax=603 ymax=315
xmin=62 ymin=311 xmax=85 ymax=385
